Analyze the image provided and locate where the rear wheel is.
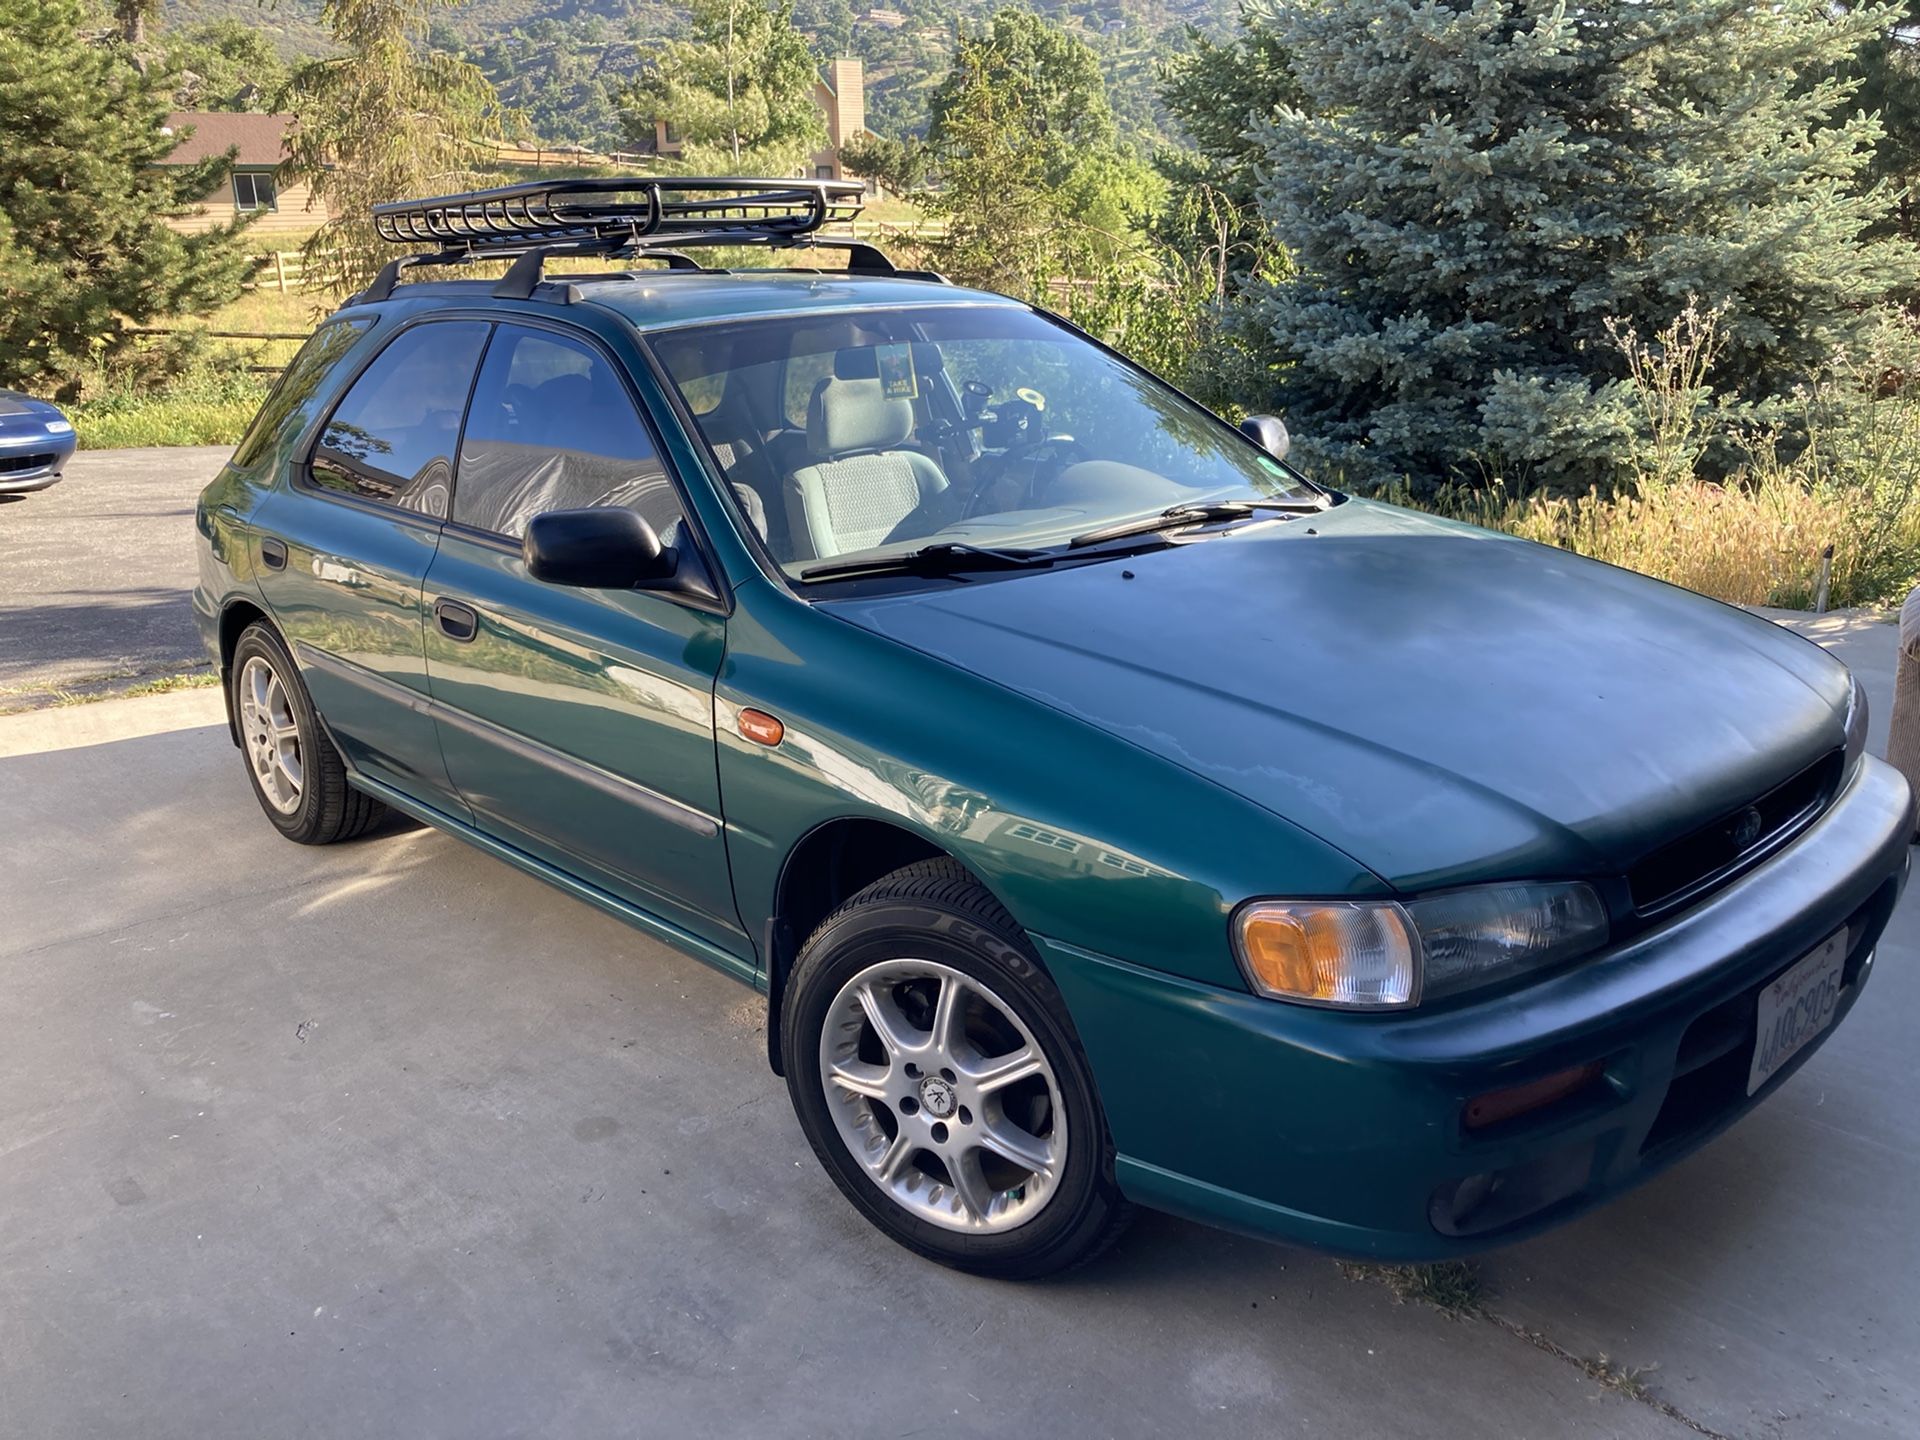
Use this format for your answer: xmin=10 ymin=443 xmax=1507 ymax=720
xmin=229 ymin=622 xmax=385 ymax=845
xmin=783 ymin=859 xmax=1131 ymax=1278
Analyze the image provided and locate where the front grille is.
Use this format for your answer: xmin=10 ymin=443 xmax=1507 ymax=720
xmin=1628 ymin=750 xmax=1843 ymax=918
xmin=0 ymin=452 xmax=55 ymax=475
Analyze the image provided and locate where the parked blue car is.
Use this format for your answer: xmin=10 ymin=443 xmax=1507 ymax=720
xmin=0 ymin=390 xmax=76 ymax=495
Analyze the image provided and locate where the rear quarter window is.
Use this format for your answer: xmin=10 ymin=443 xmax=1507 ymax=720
xmin=230 ymin=318 xmax=374 ymax=469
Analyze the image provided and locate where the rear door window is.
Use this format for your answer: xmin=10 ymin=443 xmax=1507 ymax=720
xmin=308 ymin=321 xmax=491 ymax=518
xmin=452 ymin=324 xmax=686 ymax=543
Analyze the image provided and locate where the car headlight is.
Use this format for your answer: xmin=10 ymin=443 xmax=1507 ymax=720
xmin=1844 ymin=670 xmax=1869 ymax=773
xmin=1233 ymin=882 xmax=1609 ymax=1009
xmin=43 ymin=418 xmax=73 ymax=434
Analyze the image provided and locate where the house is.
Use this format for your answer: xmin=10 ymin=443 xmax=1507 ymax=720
xmin=645 ymin=57 xmax=869 ymax=186
xmin=158 ymin=112 xmax=325 ymax=235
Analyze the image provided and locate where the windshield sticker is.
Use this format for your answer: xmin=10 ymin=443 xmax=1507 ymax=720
xmin=875 ymin=343 xmax=918 ymax=401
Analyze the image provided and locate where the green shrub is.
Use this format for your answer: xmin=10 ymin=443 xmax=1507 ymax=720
xmin=69 ymin=352 xmax=269 ymax=450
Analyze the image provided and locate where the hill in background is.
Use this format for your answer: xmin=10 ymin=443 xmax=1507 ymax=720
xmin=158 ymin=0 xmax=1230 ymax=149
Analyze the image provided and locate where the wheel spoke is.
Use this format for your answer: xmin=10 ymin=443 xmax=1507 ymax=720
xmin=827 ymin=1059 xmax=889 ymax=1101
xmin=979 ymin=1117 xmax=1054 ymax=1178
xmin=949 ymin=1149 xmax=998 ymax=1223
xmin=856 ymin=982 xmax=918 ymax=1059
xmin=870 ymin=1129 xmax=915 ymax=1181
xmin=965 ymin=1045 xmax=1044 ymax=1095
xmin=928 ymin=974 xmax=967 ymax=1056
xmin=269 ymin=720 xmax=299 ymax=743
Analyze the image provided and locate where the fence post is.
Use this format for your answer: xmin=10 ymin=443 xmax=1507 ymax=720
xmin=1814 ymin=542 xmax=1833 ymax=615
xmin=273 ymin=251 xmax=288 ymax=292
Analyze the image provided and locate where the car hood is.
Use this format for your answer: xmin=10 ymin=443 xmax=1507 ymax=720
xmin=826 ymin=499 xmax=1848 ymax=891
xmin=0 ymin=391 xmax=66 ymax=432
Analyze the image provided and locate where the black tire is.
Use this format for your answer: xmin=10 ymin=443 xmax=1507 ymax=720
xmin=229 ymin=621 xmax=386 ymax=845
xmin=783 ymin=858 xmax=1132 ymax=1278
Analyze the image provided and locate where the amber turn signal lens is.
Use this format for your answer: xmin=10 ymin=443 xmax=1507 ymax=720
xmin=1463 ymin=1061 xmax=1604 ymax=1130
xmin=1234 ymin=901 xmax=1417 ymax=1008
xmin=737 ymin=707 xmax=785 ymax=747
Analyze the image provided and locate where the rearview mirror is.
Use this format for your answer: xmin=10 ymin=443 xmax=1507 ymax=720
xmin=1239 ymin=414 xmax=1291 ymax=462
xmin=523 ymin=508 xmax=678 ymax=589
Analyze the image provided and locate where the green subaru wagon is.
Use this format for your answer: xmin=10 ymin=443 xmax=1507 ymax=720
xmin=193 ymin=179 xmax=1914 ymax=1278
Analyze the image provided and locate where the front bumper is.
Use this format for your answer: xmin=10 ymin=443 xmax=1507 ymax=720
xmin=1039 ymin=755 xmax=1913 ymax=1260
xmin=0 ymin=429 xmax=76 ymax=492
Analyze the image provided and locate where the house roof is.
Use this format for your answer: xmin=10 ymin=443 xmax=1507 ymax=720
xmin=160 ymin=112 xmax=296 ymax=167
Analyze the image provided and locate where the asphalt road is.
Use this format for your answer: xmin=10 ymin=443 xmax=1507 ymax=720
xmin=0 ymin=451 xmax=1915 ymax=1438
xmin=0 ymin=446 xmax=229 ymax=707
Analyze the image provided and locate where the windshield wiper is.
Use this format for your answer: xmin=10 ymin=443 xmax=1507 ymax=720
xmin=1068 ymin=497 xmax=1330 ymax=549
xmin=800 ymin=541 xmax=1057 ymax=582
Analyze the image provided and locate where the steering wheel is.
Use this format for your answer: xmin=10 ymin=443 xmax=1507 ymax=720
xmin=1006 ymin=434 xmax=1090 ymax=508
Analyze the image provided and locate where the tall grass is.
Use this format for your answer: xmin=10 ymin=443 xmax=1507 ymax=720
xmin=1395 ymin=303 xmax=1920 ymax=610
xmin=69 ymin=361 xmax=270 ymax=450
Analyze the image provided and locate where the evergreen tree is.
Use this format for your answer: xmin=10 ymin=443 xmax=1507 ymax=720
xmin=283 ymin=0 xmax=508 ymax=296
xmin=165 ymin=21 xmax=291 ymax=111
xmin=618 ymin=0 xmax=824 ymax=172
xmin=1840 ymin=2 xmax=1920 ymax=237
xmin=1246 ymin=0 xmax=1919 ymax=491
xmin=0 ymin=0 xmax=254 ymax=393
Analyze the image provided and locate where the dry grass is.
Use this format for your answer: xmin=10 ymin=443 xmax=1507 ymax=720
xmin=1421 ymin=472 xmax=1902 ymax=609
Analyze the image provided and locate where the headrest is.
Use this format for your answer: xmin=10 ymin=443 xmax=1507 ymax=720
xmin=808 ymin=377 xmax=913 ymax=457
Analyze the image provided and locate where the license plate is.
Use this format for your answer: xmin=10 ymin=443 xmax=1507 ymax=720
xmin=1747 ymin=929 xmax=1848 ymax=1095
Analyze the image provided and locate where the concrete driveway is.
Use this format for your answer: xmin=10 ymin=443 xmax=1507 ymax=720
xmin=0 ymin=446 xmax=228 ymax=707
xmin=0 ymin=454 xmax=1914 ymax=1438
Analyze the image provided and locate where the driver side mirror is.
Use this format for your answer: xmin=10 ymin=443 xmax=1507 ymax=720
xmin=523 ymin=507 xmax=679 ymax=589
xmin=1239 ymin=414 xmax=1291 ymax=462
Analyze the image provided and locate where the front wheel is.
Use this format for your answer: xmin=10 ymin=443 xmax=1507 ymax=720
xmin=783 ymin=859 xmax=1131 ymax=1278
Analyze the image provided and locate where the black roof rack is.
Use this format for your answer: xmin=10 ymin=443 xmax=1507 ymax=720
xmin=350 ymin=175 xmax=936 ymax=305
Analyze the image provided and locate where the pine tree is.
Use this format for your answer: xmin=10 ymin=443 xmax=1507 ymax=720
xmin=617 ymin=0 xmax=825 ymax=174
xmin=0 ymin=0 xmax=255 ymax=394
xmin=1246 ymin=0 xmax=1920 ymax=491
xmin=283 ymin=0 xmax=508 ymax=297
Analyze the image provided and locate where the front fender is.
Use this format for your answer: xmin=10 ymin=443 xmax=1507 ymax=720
xmin=715 ymin=577 xmax=1386 ymax=990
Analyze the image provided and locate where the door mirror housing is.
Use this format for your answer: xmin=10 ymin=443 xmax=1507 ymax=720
xmin=1239 ymin=414 xmax=1291 ymax=462
xmin=523 ymin=508 xmax=679 ymax=589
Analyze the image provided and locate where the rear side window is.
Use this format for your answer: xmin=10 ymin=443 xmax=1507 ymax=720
xmin=231 ymin=318 xmax=372 ymax=468
xmin=453 ymin=324 xmax=685 ymax=543
xmin=309 ymin=321 xmax=490 ymax=517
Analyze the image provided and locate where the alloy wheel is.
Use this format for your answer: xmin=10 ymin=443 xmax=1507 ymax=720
xmin=817 ymin=958 xmax=1066 ymax=1233
xmin=237 ymin=654 xmax=304 ymax=815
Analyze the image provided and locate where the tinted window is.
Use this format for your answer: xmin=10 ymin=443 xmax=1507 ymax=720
xmin=310 ymin=321 xmax=490 ymax=517
xmin=454 ymin=325 xmax=685 ymax=543
xmin=231 ymin=319 xmax=373 ymax=468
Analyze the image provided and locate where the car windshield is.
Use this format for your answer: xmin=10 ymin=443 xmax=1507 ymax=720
xmin=647 ymin=304 xmax=1317 ymax=581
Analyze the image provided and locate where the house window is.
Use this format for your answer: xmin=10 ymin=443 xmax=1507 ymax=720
xmin=815 ymin=164 xmax=835 ymax=180
xmin=233 ymin=171 xmax=277 ymax=213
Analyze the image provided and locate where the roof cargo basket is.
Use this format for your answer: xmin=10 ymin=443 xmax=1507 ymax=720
xmin=350 ymin=175 xmax=935 ymax=304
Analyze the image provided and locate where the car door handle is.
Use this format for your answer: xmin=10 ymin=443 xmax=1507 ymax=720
xmin=433 ymin=598 xmax=479 ymax=642
xmin=259 ymin=536 xmax=288 ymax=570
